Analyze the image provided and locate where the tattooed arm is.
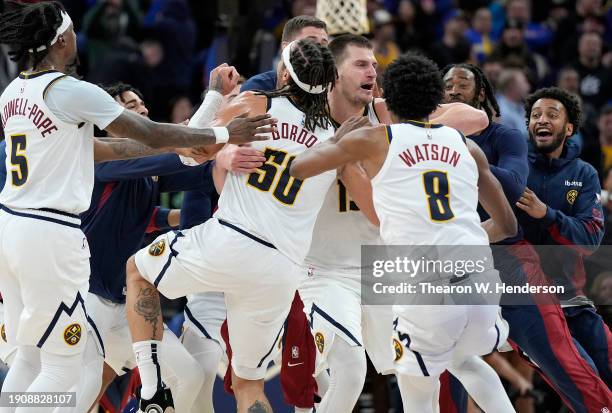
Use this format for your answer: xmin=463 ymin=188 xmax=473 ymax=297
xmin=94 ymin=137 xmax=171 ymax=162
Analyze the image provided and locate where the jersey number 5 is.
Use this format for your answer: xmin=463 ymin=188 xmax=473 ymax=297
xmin=10 ymin=134 xmax=28 ymax=187
xmin=247 ymin=148 xmax=303 ymax=205
xmin=422 ymin=171 xmax=454 ymax=221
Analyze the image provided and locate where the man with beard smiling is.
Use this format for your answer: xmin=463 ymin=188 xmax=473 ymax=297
xmin=517 ymin=87 xmax=612 ymax=389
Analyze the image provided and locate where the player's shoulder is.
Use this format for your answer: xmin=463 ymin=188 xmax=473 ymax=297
xmin=221 ymin=91 xmax=268 ymax=115
xmin=372 ymin=98 xmax=392 ymax=124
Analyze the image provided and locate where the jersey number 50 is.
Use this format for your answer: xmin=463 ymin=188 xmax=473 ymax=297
xmin=247 ymin=148 xmax=303 ymax=205
xmin=423 ymin=171 xmax=454 ymax=221
xmin=10 ymin=134 xmax=28 ymax=187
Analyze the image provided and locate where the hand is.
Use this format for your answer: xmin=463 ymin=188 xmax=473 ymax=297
xmin=209 ymin=63 xmax=240 ymax=96
xmin=516 ymin=188 xmax=548 ymax=219
xmin=226 ymin=112 xmax=277 ymax=145
xmin=333 ymin=116 xmax=371 ymax=142
xmin=175 ymin=147 xmax=211 ymax=165
xmin=216 ymin=144 xmax=266 ymax=173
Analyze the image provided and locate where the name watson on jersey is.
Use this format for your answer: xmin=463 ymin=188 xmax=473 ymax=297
xmin=373 ymin=281 xmax=565 ymax=295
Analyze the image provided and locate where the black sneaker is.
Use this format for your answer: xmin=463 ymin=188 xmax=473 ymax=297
xmin=136 ymin=386 xmax=175 ymax=413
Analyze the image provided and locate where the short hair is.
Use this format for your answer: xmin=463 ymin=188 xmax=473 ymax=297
xmin=383 ymin=53 xmax=443 ymax=120
xmin=281 ymin=15 xmax=327 ymax=43
xmin=328 ymin=34 xmax=372 ymax=65
xmin=524 ymin=87 xmax=582 ymax=131
xmin=0 ymin=1 xmax=66 ymax=69
xmin=102 ymin=82 xmax=144 ymax=102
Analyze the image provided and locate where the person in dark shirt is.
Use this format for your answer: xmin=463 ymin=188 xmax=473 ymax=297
xmin=442 ymin=64 xmax=612 ymax=412
xmin=517 ymin=86 xmax=612 ymax=386
xmin=573 ymin=32 xmax=612 ymax=112
xmin=76 ymin=82 xmax=226 ymax=412
xmin=240 ymin=15 xmax=328 ymax=93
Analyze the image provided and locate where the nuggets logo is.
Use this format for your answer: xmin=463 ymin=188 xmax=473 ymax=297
xmin=149 ymin=239 xmax=166 ymax=256
xmin=1 ymin=324 xmax=5 ymax=342
xmin=393 ymin=338 xmax=403 ymax=361
xmin=567 ymin=189 xmax=578 ymax=205
xmin=315 ymin=332 xmax=325 ymax=354
xmin=63 ymin=323 xmax=82 ymax=346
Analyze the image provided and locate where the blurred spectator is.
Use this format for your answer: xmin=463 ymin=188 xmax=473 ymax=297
xmin=553 ymin=0 xmax=605 ymax=64
xmin=372 ymin=9 xmax=401 ymax=75
xmin=465 ymin=7 xmax=495 ymax=64
xmin=142 ymin=0 xmax=196 ymax=121
xmin=505 ymin=0 xmax=553 ymax=52
xmin=0 ymin=45 xmax=17 ymax=92
xmin=556 ymin=67 xmax=589 ymax=154
xmin=82 ymin=0 xmax=143 ymax=71
xmin=394 ymin=0 xmax=424 ymax=52
xmin=557 ymin=66 xmax=581 ymax=96
xmin=495 ymin=68 xmax=530 ymax=137
xmin=169 ymin=96 xmax=193 ymax=124
xmin=599 ymin=105 xmax=612 ymax=172
xmin=573 ymin=31 xmax=612 ymax=112
xmin=428 ymin=11 xmax=471 ymax=68
xmin=482 ymin=56 xmax=504 ymax=90
xmin=490 ymin=19 xmax=540 ymax=83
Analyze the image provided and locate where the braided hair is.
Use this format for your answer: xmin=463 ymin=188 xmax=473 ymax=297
xmin=0 ymin=1 xmax=65 ymax=70
xmin=441 ymin=63 xmax=500 ymax=122
xmin=260 ymin=39 xmax=337 ymax=132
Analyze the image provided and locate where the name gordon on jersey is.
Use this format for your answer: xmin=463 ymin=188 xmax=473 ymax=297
xmin=399 ymin=143 xmax=461 ymax=168
xmin=1 ymin=98 xmax=58 ymax=137
xmin=271 ymin=122 xmax=319 ymax=147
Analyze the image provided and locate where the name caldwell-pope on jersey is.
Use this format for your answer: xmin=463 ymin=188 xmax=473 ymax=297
xmin=372 ymin=282 xmax=565 ymax=295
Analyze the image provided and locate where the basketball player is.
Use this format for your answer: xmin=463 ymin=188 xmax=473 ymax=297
xmin=296 ymin=35 xmax=491 ymax=413
xmin=290 ymin=53 xmax=517 ymax=413
xmin=0 ymin=1 xmax=273 ymax=406
xmin=443 ymin=64 xmax=612 ymax=411
xmin=125 ymin=39 xmax=339 ymax=413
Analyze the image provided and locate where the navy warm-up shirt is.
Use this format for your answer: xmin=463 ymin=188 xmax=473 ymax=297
xmin=469 ymin=122 xmax=529 ymax=244
xmin=240 ymin=70 xmax=277 ymax=92
xmin=83 ymin=155 xmax=215 ymax=303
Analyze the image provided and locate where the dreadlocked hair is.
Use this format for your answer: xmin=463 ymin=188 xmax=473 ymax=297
xmin=0 ymin=1 xmax=65 ymax=69
xmin=259 ymin=39 xmax=337 ymax=132
xmin=441 ymin=63 xmax=500 ymax=122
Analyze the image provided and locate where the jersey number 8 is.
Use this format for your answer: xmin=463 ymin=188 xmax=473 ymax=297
xmin=10 ymin=134 xmax=28 ymax=187
xmin=247 ymin=148 xmax=303 ymax=205
xmin=422 ymin=170 xmax=454 ymax=221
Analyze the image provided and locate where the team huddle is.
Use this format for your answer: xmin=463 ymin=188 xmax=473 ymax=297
xmin=0 ymin=2 xmax=611 ymax=413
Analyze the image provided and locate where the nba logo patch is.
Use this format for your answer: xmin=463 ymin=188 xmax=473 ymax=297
xmin=315 ymin=332 xmax=325 ymax=354
xmin=63 ymin=323 xmax=82 ymax=346
xmin=291 ymin=346 xmax=299 ymax=359
xmin=149 ymin=239 xmax=166 ymax=256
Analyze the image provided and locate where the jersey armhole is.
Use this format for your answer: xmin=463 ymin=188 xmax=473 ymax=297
xmin=458 ymin=131 xmax=467 ymax=145
xmin=42 ymin=75 xmax=69 ymax=100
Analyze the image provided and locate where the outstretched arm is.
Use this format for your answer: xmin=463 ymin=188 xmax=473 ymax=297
xmin=94 ymin=138 xmax=171 ymax=162
xmin=468 ymin=140 xmax=517 ymax=242
xmin=430 ymin=102 xmax=489 ymax=136
xmin=290 ymin=118 xmax=379 ymax=180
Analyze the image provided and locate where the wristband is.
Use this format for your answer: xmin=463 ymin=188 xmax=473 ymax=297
xmin=213 ymin=127 xmax=229 ymax=143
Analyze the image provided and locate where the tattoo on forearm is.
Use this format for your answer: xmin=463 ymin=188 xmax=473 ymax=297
xmin=210 ymin=72 xmax=223 ymax=93
xmin=134 ymin=287 xmax=161 ymax=339
xmin=247 ymin=401 xmax=270 ymax=413
xmin=108 ymin=139 xmax=165 ymax=159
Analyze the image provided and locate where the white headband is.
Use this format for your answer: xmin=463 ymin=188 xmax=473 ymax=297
xmin=282 ymin=41 xmax=328 ymax=94
xmin=28 ymin=11 xmax=72 ymax=53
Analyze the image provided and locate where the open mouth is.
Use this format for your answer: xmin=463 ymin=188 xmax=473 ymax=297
xmin=535 ymin=128 xmax=553 ymax=139
xmin=360 ymin=83 xmax=374 ymax=91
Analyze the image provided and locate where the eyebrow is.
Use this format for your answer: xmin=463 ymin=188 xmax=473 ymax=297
xmin=124 ymin=99 xmax=139 ymax=106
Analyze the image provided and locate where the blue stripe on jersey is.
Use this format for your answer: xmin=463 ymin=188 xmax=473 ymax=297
xmin=184 ymin=306 xmax=214 ymax=340
xmin=309 ymin=303 xmax=362 ymax=347
xmin=0 ymin=204 xmax=80 ymax=228
xmin=153 ymin=231 xmax=184 ymax=287
xmin=218 ymin=219 xmax=276 ymax=249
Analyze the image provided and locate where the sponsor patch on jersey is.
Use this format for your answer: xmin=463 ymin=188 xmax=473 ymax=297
xmin=149 ymin=239 xmax=166 ymax=256
xmin=566 ymin=189 xmax=578 ymax=205
xmin=1 ymin=324 xmax=6 ymax=342
xmin=393 ymin=338 xmax=403 ymax=361
xmin=63 ymin=323 xmax=82 ymax=346
xmin=315 ymin=332 xmax=325 ymax=354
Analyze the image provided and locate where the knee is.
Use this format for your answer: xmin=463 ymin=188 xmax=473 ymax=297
xmin=330 ymin=346 xmax=367 ymax=388
xmin=232 ymin=372 xmax=264 ymax=395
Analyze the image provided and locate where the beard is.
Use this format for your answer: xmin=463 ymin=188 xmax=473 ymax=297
xmin=445 ymin=94 xmax=481 ymax=109
xmin=529 ymin=128 xmax=567 ymax=154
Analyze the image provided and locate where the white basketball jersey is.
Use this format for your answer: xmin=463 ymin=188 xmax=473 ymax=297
xmin=372 ymin=122 xmax=488 ymax=246
xmin=215 ymin=96 xmax=336 ymax=264
xmin=0 ymin=71 xmax=95 ymax=214
xmin=304 ymin=102 xmax=382 ymax=277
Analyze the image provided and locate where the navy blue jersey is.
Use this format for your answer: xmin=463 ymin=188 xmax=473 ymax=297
xmin=83 ymin=154 xmax=214 ymax=303
xmin=0 ymin=140 xmax=5 ymax=192
xmin=469 ymin=122 xmax=529 ymax=244
xmin=518 ymin=141 xmax=605 ymax=301
xmin=240 ymin=70 xmax=277 ymax=92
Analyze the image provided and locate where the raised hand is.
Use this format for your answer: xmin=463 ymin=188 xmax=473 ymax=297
xmin=209 ymin=63 xmax=240 ymax=96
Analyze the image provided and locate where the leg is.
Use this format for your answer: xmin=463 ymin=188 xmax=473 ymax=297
xmin=232 ymin=369 xmax=273 ymax=413
xmin=125 ymin=256 xmax=164 ymax=400
xmin=89 ymin=363 xmax=117 ymax=411
xmin=316 ymin=338 xmax=367 ymax=413
xmin=448 ymin=355 xmax=514 ymax=413
xmin=0 ymin=345 xmax=40 ymax=411
xmin=72 ymin=333 xmax=104 ymax=412
xmin=397 ymin=374 xmax=440 ymax=413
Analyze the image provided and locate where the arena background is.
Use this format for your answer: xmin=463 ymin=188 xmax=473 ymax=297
xmin=0 ymin=0 xmax=611 ymax=412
